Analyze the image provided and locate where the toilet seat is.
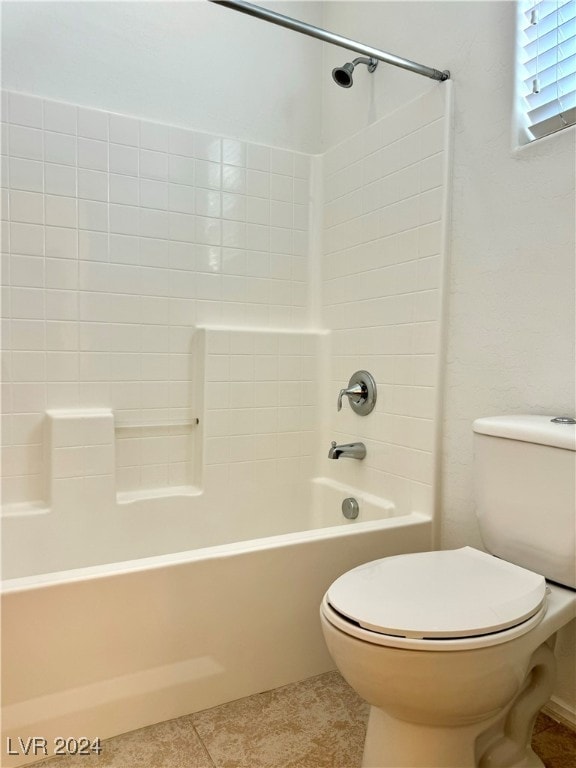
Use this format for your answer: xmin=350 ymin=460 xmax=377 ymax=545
xmin=322 ymin=547 xmax=547 ymax=651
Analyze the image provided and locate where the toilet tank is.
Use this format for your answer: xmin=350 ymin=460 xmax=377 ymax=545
xmin=473 ymin=415 xmax=576 ymax=589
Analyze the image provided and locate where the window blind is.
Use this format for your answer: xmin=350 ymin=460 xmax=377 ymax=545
xmin=519 ymin=0 xmax=576 ymax=140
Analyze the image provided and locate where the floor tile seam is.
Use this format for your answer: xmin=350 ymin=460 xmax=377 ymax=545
xmin=192 ymin=722 xmax=218 ymax=768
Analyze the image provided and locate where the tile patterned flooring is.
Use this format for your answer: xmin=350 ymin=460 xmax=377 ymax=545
xmin=38 ymin=671 xmax=575 ymax=768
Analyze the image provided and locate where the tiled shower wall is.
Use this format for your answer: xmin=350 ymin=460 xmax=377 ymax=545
xmin=0 ymin=91 xmax=312 ymax=506
xmin=1 ymin=86 xmax=449 ymax=515
xmin=321 ymin=87 xmax=449 ymax=517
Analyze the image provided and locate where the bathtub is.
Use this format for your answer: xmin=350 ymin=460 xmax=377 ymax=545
xmin=1 ymin=478 xmax=432 ymax=767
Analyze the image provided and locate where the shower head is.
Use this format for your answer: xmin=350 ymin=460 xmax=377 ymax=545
xmin=332 ymin=56 xmax=378 ymax=88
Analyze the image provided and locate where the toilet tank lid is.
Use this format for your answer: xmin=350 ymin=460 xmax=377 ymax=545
xmin=473 ymin=415 xmax=576 ymax=451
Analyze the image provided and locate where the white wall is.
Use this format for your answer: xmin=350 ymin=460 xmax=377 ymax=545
xmin=1 ymin=1 xmax=323 ymax=153
xmin=322 ymin=1 xmax=575 ymax=718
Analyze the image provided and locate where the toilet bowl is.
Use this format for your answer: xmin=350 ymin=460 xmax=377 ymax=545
xmin=320 ymin=416 xmax=576 ymax=768
xmin=321 ymin=550 xmax=575 ymax=768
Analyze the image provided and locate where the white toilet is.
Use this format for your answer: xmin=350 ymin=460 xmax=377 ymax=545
xmin=320 ymin=415 xmax=576 ymax=768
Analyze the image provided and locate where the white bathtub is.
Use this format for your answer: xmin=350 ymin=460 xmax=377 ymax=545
xmin=1 ymin=478 xmax=432 ymax=767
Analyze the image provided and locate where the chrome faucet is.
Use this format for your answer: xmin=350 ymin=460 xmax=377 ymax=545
xmin=328 ymin=441 xmax=366 ymax=460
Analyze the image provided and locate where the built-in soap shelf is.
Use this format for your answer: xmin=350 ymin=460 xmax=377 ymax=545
xmin=114 ymin=412 xmax=201 ymax=501
xmin=115 ymin=418 xmax=199 ymax=429
xmin=115 ymin=484 xmax=203 ymax=505
xmin=114 ymin=418 xmax=199 ymax=437
xmin=19 ymin=407 xmax=204 ymax=511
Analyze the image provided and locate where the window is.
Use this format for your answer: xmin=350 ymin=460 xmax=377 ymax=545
xmin=517 ymin=0 xmax=576 ymax=142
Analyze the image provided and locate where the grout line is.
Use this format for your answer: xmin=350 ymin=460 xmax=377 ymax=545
xmin=192 ymin=724 xmax=219 ymax=768
xmin=192 ymin=723 xmax=218 ymax=768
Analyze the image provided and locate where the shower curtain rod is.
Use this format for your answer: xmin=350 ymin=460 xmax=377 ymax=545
xmin=208 ymin=0 xmax=450 ymax=82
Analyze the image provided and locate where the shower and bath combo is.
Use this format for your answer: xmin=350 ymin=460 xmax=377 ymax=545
xmin=208 ymin=0 xmax=450 ymax=85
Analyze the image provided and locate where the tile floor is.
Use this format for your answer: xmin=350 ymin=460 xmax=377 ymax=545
xmin=38 ymin=671 xmax=575 ymax=768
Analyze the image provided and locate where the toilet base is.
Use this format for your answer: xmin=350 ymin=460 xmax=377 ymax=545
xmin=361 ymin=707 xmax=545 ymax=768
xmin=362 ymin=707 xmax=491 ymax=768
xmin=514 ymin=749 xmax=545 ymax=768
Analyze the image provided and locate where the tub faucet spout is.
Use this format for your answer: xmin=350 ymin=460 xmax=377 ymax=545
xmin=328 ymin=441 xmax=366 ymax=460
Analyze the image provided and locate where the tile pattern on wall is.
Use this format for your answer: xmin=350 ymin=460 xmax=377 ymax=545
xmin=202 ymin=327 xmax=321 ymax=496
xmin=113 ymin=326 xmax=322 ymax=499
xmin=114 ymin=420 xmax=198 ymax=498
xmin=1 ymin=91 xmax=312 ymax=506
xmin=47 ymin=407 xmax=116 ymax=515
xmin=1 ymin=86 xmax=450 ymax=518
xmin=321 ymin=86 xmax=449 ymax=516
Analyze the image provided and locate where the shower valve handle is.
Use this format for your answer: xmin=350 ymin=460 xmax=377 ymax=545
xmin=337 ymin=371 xmax=377 ymax=416
xmin=337 ymin=384 xmax=364 ymax=411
